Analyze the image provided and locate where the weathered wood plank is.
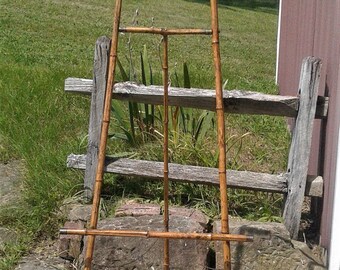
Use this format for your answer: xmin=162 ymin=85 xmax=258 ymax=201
xmin=67 ymin=154 xmax=323 ymax=197
xmin=113 ymin=83 xmax=297 ymax=117
xmin=65 ymin=78 xmax=92 ymax=93
xmin=65 ymin=77 xmax=328 ymax=118
xmin=283 ymin=57 xmax=322 ymax=239
xmin=83 ymin=36 xmax=110 ymax=201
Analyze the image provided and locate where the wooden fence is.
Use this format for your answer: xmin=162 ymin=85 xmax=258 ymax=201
xmin=65 ymin=36 xmax=327 ymax=239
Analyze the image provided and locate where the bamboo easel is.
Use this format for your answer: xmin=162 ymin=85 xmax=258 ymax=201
xmin=60 ymin=1 xmax=253 ymax=269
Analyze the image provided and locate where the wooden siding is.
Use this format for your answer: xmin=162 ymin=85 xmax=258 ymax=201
xmin=277 ymin=0 xmax=319 ymax=175
xmin=277 ymin=0 xmax=340 ymax=249
xmin=320 ymin=0 xmax=340 ymax=249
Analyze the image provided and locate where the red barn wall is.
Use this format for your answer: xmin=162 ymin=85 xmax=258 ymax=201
xmin=277 ymin=0 xmax=340 ymax=249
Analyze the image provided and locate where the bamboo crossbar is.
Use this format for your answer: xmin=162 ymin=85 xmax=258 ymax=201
xmin=60 ymin=228 xmax=253 ymax=242
xmin=119 ymin=27 xmax=212 ymax=35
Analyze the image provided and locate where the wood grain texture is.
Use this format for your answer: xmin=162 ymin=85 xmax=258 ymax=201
xmin=283 ymin=57 xmax=322 ymax=239
xmin=65 ymin=78 xmax=328 ymax=118
xmin=67 ymin=154 xmax=323 ymax=197
xmin=83 ymin=36 xmax=110 ymax=201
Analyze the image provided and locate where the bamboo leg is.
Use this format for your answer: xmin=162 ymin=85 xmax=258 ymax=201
xmin=83 ymin=0 xmax=123 ymax=269
xmin=162 ymin=34 xmax=170 ymax=270
xmin=210 ymin=1 xmax=231 ymax=269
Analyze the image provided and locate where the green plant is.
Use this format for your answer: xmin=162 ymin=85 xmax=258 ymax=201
xmin=228 ymin=189 xmax=283 ymax=222
xmin=113 ymin=48 xmax=157 ymax=146
xmin=114 ymin=46 xmax=216 ymax=150
xmin=141 ymin=44 xmax=155 ymax=129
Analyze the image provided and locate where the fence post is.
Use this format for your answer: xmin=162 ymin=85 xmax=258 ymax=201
xmin=84 ymin=36 xmax=110 ymax=201
xmin=283 ymin=57 xmax=321 ymax=239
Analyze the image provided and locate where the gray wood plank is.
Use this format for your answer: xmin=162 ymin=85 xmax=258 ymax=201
xmin=283 ymin=57 xmax=322 ymax=239
xmin=83 ymin=36 xmax=110 ymax=201
xmin=67 ymin=154 xmax=323 ymax=197
xmin=65 ymin=78 xmax=328 ymax=118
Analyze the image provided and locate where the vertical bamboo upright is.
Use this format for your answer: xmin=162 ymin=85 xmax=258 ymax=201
xmin=83 ymin=0 xmax=122 ymax=269
xmin=210 ymin=0 xmax=231 ymax=269
xmin=162 ymin=34 xmax=170 ymax=270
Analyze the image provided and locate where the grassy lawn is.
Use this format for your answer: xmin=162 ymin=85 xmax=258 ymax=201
xmin=0 ymin=0 xmax=288 ymax=268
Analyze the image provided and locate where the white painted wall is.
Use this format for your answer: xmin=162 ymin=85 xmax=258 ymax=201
xmin=329 ymin=126 xmax=340 ymax=269
xmin=275 ymin=0 xmax=282 ymax=84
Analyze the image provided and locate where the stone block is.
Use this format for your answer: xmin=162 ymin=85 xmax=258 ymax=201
xmin=115 ymin=202 xmax=161 ymax=217
xmin=83 ymin=215 xmax=210 ymax=269
xmin=59 ymin=221 xmax=84 ymax=261
xmin=68 ymin=204 xmax=92 ymax=221
xmin=169 ymin=206 xmax=209 ymax=226
xmin=59 ymin=203 xmax=92 ymax=222
xmin=214 ymin=219 xmax=326 ymax=270
xmin=115 ymin=202 xmax=208 ymax=224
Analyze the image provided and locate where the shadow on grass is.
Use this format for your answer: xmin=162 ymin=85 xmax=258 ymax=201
xmin=184 ymin=0 xmax=279 ymax=14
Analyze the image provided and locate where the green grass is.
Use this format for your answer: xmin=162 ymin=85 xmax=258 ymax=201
xmin=0 ymin=0 xmax=288 ymax=268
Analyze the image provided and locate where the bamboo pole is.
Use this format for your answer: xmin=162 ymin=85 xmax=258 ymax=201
xmin=83 ymin=0 xmax=122 ymax=269
xmin=60 ymin=228 xmax=253 ymax=242
xmin=119 ymin=27 xmax=212 ymax=35
xmin=210 ymin=0 xmax=231 ymax=269
xmin=162 ymin=34 xmax=170 ymax=270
